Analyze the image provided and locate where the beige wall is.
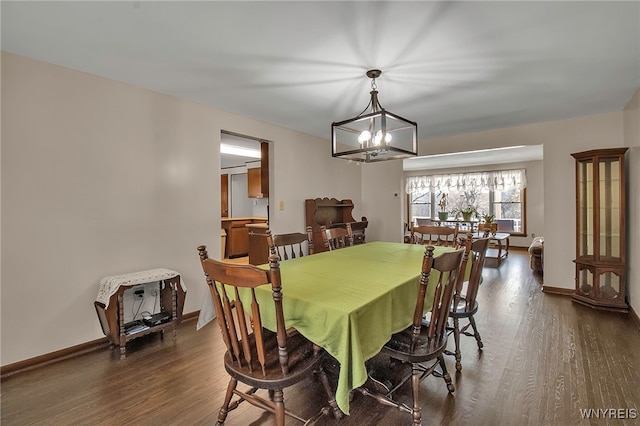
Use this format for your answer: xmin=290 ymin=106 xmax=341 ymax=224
xmin=361 ymin=160 xmax=405 ymax=243
xmin=624 ymin=90 xmax=640 ymax=314
xmin=1 ymin=52 xmax=361 ymax=365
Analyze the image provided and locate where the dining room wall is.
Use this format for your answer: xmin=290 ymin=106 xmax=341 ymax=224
xmin=361 ymin=160 xmax=405 ymax=243
xmin=623 ymin=90 xmax=639 ymax=316
xmin=1 ymin=52 xmax=361 ymax=366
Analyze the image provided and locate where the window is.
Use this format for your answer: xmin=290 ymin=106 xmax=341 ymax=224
xmin=406 ymin=169 xmax=526 ymax=235
xmin=410 ymin=190 xmax=432 ymax=221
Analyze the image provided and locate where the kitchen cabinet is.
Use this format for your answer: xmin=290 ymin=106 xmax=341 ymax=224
xmin=247 ymin=143 xmax=269 ymax=198
xmin=248 ymin=167 xmax=265 ymax=198
xmin=221 ymin=173 xmax=229 ymax=217
xmin=221 ymin=217 xmax=268 ymax=258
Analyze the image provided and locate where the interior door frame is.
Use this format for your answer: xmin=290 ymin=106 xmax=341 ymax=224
xmin=220 ymin=129 xmax=271 ymax=220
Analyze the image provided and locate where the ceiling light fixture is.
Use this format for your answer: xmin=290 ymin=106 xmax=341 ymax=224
xmin=332 ymin=69 xmax=418 ymax=163
xmin=220 ymin=143 xmax=261 ymax=158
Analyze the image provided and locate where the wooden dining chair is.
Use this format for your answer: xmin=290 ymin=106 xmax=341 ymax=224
xmin=447 ymin=234 xmax=490 ymax=371
xmin=321 ymin=224 xmax=353 ymax=251
xmin=197 ymin=238 xmax=340 ymax=425
xmin=349 ymin=216 xmax=368 ymax=245
xmin=358 ymin=246 xmax=465 ymax=426
xmin=272 ymin=232 xmax=309 ymax=260
xmin=411 ymin=224 xmax=458 ymax=246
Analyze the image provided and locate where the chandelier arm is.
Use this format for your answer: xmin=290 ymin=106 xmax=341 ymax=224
xmin=357 ymin=97 xmax=375 ymax=117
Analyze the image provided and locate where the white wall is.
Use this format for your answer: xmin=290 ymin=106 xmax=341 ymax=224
xmin=624 ymin=90 xmax=640 ymax=314
xmin=268 ymin=137 xmax=364 ymax=234
xmin=1 ymin=52 xmax=361 ymax=366
xmin=404 ymin=160 xmax=544 ymax=249
xmin=361 ymin=160 xmax=405 ymax=243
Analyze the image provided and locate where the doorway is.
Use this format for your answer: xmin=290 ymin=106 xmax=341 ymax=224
xmin=220 ymin=131 xmax=270 ymax=261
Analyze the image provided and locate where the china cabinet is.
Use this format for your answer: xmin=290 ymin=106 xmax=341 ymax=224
xmin=571 ymin=147 xmax=628 ymax=312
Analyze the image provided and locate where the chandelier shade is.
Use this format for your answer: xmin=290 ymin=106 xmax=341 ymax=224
xmin=332 ymin=70 xmax=418 ymax=163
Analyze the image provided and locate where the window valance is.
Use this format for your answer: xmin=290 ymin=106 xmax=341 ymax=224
xmin=405 ymin=169 xmax=527 ymax=193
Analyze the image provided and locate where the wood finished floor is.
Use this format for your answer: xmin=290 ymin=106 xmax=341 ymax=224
xmin=2 ymin=249 xmax=639 ymax=425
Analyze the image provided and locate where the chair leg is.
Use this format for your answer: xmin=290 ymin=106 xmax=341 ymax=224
xmin=411 ymin=363 xmax=422 ymax=426
xmin=316 ymin=365 xmax=343 ymax=419
xmin=217 ymin=378 xmax=237 ymax=425
xmin=452 ymin=317 xmax=462 ymax=372
xmin=438 ymin=355 xmax=455 ymax=393
xmin=469 ymin=316 xmax=483 ymax=349
xmin=273 ymin=389 xmax=285 ymax=426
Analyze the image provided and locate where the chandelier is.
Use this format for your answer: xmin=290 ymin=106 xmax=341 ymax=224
xmin=331 ymin=69 xmax=418 ymax=163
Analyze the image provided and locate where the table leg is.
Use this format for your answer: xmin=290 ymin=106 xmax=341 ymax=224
xmin=505 ymin=237 xmax=510 ymax=258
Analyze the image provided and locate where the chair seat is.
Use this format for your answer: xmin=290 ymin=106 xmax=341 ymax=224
xmin=449 ymin=297 xmax=479 ymax=317
xmin=224 ymin=329 xmax=319 ymax=390
xmin=381 ymin=325 xmax=449 ymax=364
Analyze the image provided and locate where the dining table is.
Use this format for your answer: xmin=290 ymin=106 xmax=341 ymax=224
xmin=198 ymin=241 xmax=466 ymax=415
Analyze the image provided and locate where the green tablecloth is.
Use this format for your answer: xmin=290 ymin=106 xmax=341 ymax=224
xmin=239 ymin=241 xmax=459 ymax=414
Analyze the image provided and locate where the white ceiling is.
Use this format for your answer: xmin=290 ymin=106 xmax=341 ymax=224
xmin=403 ymin=144 xmax=544 ymax=171
xmin=2 ymin=1 xmax=639 ymax=169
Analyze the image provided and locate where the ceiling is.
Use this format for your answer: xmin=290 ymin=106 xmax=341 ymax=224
xmin=403 ymin=144 xmax=543 ymax=171
xmin=2 ymin=1 xmax=639 ymax=169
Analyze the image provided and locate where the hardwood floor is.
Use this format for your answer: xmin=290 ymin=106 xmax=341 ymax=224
xmin=2 ymin=249 xmax=639 ymax=425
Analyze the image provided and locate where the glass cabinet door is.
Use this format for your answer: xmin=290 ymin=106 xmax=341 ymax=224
xmin=577 ymin=160 xmax=593 ymax=258
xmin=597 ymin=270 xmax=622 ymax=300
xmin=598 ymin=157 xmax=622 ymax=261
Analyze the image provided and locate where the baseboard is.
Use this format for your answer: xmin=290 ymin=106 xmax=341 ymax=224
xmin=542 ymin=286 xmax=574 ymax=296
xmin=1 ymin=337 xmax=110 ymax=379
xmin=1 ymin=311 xmax=200 ymax=380
xmin=631 ymin=306 xmax=640 ymax=330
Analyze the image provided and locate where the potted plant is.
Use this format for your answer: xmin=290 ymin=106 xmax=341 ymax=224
xmin=459 ymin=206 xmax=477 ymax=222
xmin=437 ymin=193 xmax=449 ymax=220
xmin=482 ymin=213 xmax=495 ymax=223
